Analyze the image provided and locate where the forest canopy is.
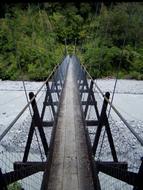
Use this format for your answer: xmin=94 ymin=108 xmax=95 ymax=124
xmin=0 ymin=2 xmax=143 ymax=80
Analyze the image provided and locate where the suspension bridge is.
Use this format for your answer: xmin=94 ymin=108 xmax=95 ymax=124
xmin=0 ymin=54 xmax=143 ymax=190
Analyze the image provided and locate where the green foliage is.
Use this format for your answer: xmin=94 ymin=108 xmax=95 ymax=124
xmin=0 ymin=5 xmax=62 ymax=80
xmin=8 ymin=182 xmax=21 ymax=190
xmin=0 ymin=2 xmax=143 ymax=80
xmin=80 ymin=2 xmax=143 ymax=80
xmin=49 ymin=3 xmax=84 ymax=42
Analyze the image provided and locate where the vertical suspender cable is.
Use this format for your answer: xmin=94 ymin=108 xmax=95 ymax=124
xmin=86 ymin=2 xmax=100 ymax=121
xmin=97 ymin=2 xmax=130 ymax=159
xmin=96 ymin=2 xmax=114 ymax=159
xmin=21 ymin=4 xmax=44 ymax=162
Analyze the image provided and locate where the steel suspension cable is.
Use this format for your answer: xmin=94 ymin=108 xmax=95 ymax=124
xmin=28 ymin=3 xmax=45 ymax=161
xmin=80 ymin=60 xmax=143 ymax=146
xmin=0 ymin=54 xmax=61 ymax=142
xmin=78 ymin=2 xmax=99 ymax=58
xmin=92 ymin=2 xmax=103 ymax=81
xmin=3 ymin=7 xmax=45 ymax=188
xmin=98 ymin=36 xmax=127 ymax=159
xmin=107 ymin=2 xmax=143 ymax=142
xmin=78 ymin=2 xmax=143 ymax=145
xmin=0 ymin=3 xmax=66 ymax=142
xmin=95 ymin=2 xmax=115 ymax=159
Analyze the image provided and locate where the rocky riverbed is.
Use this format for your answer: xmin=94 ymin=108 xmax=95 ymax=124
xmin=0 ymin=79 xmax=142 ymax=190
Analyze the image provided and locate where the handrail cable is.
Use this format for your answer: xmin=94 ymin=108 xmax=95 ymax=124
xmin=96 ymin=2 xmax=114 ymax=159
xmin=80 ymin=61 xmax=143 ymax=146
xmin=22 ymin=3 xmax=44 ymax=161
xmin=97 ymin=2 xmax=133 ymax=159
xmin=0 ymin=61 xmax=61 ymax=142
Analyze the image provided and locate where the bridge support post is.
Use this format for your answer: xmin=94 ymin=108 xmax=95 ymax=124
xmin=0 ymin=169 xmax=7 ymax=190
xmin=46 ymin=82 xmax=56 ymax=117
xmin=84 ymin=80 xmax=99 ymax=120
xmin=78 ymin=66 xmax=84 ymax=89
xmin=92 ymin=92 xmax=109 ymax=155
xmin=133 ymin=157 xmax=143 ymax=190
xmin=79 ymin=70 xmax=89 ymax=98
xmin=23 ymin=92 xmax=49 ymax=162
xmin=41 ymin=81 xmax=56 ymax=124
xmin=92 ymin=92 xmax=118 ymax=162
xmin=52 ymin=74 xmax=60 ymax=99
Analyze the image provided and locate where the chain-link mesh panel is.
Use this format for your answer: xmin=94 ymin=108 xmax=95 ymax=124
xmin=0 ymin=55 xmax=69 ymax=189
xmin=73 ymin=54 xmax=143 ymax=190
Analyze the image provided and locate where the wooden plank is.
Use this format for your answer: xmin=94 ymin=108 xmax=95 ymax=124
xmin=46 ymin=59 xmax=94 ymax=190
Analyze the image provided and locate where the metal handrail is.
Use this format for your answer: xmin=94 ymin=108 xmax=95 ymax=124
xmin=0 ymin=56 xmax=66 ymax=142
xmin=75 ymin=56 xmax=143 ymax=146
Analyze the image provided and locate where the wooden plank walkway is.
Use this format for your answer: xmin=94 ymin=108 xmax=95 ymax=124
xmin=47 ymin=58 xmax=94 ymax=190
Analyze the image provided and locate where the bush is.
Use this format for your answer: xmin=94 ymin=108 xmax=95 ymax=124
xmin=8 ymin=182 xmax=21 ymax=190
xmin=0 ymin=5 xmax=62 ymax=80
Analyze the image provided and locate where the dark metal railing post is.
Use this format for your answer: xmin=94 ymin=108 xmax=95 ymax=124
xmin=133 ymin=157 xmax=143 ymax=190
xmin=29 ymin=92 xmax=49 ymax=154
xmin=0 ymin=169 xmax=7 ymax=190
xmin=23 ymin=92 xmax=49 ymax=162
xmin=92 ymin=92 xmax=110 ymax=155
xmin=79 ymin=70 xmax=89 ymax=99
xmin=104 ymin=114 xmax=118 ymax=162
xmin=77 ymin=67 xmax=82 ymax=87
xmin=53 ymin=74 xmax=60 ymax=99
xmin=92 ymin=91 xmax=118 ymax=161
xmin=84 ymin=80 xmax=93 ymax=118
xmin=41 ymin=83 xmax=51 ymax=121
xmin=59 ymin=65 xmax=64 ymax=86
xmin=23 ymin=116 xmax=35 ymax=162
xmin=46 ymin=83 xmax=56 ymax=117
xmin=84 ymin=80 xmax=99 ymax=120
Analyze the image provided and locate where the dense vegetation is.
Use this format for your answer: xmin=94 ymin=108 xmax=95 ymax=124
xmin=0 ymin=3 xmax=143 ymax=80
xmin=8 ymin=182 xmax=21 ymax=190
xmin=81 ymin=3 xmax=143 ymax=79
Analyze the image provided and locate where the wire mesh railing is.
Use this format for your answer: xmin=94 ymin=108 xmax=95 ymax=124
xmin=0 ymin=53 xmax=142 ymax=190
xmin=0 ymin=55 xmax=69 ymax=190
xmin=73 ymin=55 xmax=143 ymax=190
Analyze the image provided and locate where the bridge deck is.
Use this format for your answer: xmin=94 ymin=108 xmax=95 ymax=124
xmin=47 ymin=58 xmax=94 ymax=190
